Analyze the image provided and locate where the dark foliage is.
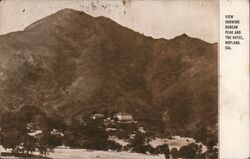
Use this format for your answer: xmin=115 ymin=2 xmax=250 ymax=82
xmin=154 ymin=144 xmax=170 ymax=158
xmin=170 ymin=148 xmax=179 ymax=159
xmin=0 ymin=106 xmax=61 ymax=156
xmin=128 ymin=131 xmax=154 ymax=154
xmin=178 ymin=143 xmax=202 ymax=158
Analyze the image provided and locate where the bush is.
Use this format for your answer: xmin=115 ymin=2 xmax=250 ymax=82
xmin=106 ymin=140 xmax=122 ymax=151
xmin=128 ymin=131 xmax=154 ymax=154
xmin=203 ymin=147 xmax=218 ymax=159
xmin=80 ymin=120 xmax=112 ymax=150
xmin=154 ymin=144 xmax=170 ymax=158
xmin=179 ymin=145 xmax=197 ymax=158
xmin=177 ymin=143 xmax=203 ymax=159
xmin=1 ymin=106 xmax=61 ymax=157
xmin=170 ymin=148 xmax=179 ymax=159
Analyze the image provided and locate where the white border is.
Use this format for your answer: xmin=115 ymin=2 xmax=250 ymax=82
xmin=219 ymin=0 xmax=249 ymax=158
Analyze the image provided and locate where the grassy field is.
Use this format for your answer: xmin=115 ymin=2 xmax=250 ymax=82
xmin=1 ymin=135 xmax=204 ymax=159
xmin=0 ymin=149 xmax=165 ymax=159
xmin=48 ymin=149 xmax=165 ymax=159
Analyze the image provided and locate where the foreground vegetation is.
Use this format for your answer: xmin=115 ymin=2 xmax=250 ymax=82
xmin=0 ymin=106 xmax=217 ymax=158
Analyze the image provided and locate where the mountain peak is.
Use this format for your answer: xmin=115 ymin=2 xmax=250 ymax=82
xmin=25 ymin=9 xmax=92 ymax=31
xmin=57 ymin=8 xmax=79 ymax=13
xmin=180 ymin=33 xmax=188 ymax=37
xmin=171 ymin=33 xmax=191 ymax=41
xmin=0 ymin=9 xmax=217 ymax=137
xmin=54 ymin=8 xmax=91 ymax=17
xmin=176 ymin=33 xmax=189 ymax=39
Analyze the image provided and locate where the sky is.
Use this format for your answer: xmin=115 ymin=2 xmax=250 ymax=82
xmin=0 ymin=0 xmax=218 ymax=43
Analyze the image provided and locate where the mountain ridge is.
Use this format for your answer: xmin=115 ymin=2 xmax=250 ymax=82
xmin=0 ymin=9 xmax=217 ymax=137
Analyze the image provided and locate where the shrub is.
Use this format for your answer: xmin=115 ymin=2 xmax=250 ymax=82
xmin=128 ymin=131 xmax=154 ymax=154
xmin=154 ymin=144 xmax=170 ymax=158
xmin=106 ymin=140 xmax=122 ymax=151
xmin=178 ymin=143 xmax=203 ymax=159
xmin=170 ymin=148 xmax=179 ymax=158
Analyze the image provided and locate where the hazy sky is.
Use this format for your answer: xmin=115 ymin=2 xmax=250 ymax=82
xmin=0 ymin=0 xmax=218 ymax=43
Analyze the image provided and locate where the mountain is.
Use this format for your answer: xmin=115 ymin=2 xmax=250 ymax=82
xmin=0 ymin=9 xmax=217 ymax=136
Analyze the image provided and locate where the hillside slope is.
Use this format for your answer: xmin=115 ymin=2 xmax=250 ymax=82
xmin=0 ymin=9 xmax=217 ymax=136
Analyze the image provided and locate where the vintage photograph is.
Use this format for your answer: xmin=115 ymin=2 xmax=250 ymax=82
xmin=0 ymin=0 xmax=218 ymax=158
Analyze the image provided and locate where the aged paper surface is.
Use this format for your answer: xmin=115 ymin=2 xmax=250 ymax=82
xmin=219 ymin=0 xmax=249 ymax=158
xmin=0 ymin=0 xmax=248 ymax=158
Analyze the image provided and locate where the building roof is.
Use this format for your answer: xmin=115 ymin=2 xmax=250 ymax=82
xmin=91 ymin=113 xmax=105 ymax=119
xmin=114 ymin=112 xmax=132 ymax=116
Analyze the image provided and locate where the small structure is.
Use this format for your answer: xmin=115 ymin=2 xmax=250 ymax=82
xmin=91 ymin=113 xmax=105 ymax=120
xmin=113 ymin=112 xmax=133 ymax=123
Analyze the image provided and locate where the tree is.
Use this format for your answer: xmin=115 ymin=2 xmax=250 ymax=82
xmin=83 ymin=120 xmax=109 ymax=150
xmin=1 ymin=112 xmax=26 ymax=154
xmin=62 ymin=118 xmax=86 ymax=148
xmin=129 ymin=131 xmax=152 ymax=154
xmin=170 ymin=148 xmax=179 ymax=159
xmin=37 ymin=132 xmax=56 ymax=157
xmin=203 ymin=146 xmax=218 ymax=159
xmin=178 ymin=143 xmax=203 ymax=159
xmin=155 ymin=144 xmax=170 ymax=158
xmin=22 ymin=135 xmax=37 ymax=155
xmin=0 ymin=106 xmax=63 ymax=157
xmin=2 ymin=129 xmax=23 ymax=153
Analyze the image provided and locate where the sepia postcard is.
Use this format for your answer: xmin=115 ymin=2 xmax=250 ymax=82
xmin=0 ymin=0 xmax=249 ymax=158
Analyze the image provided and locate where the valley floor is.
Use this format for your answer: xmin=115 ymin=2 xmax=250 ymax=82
xmin=0 ymin=136 xmax=206 ymax=159
xmin=49 ymin=149 xmax=165 ymax=159
xmin=0 ymin=147 xmax=164 ymax=159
